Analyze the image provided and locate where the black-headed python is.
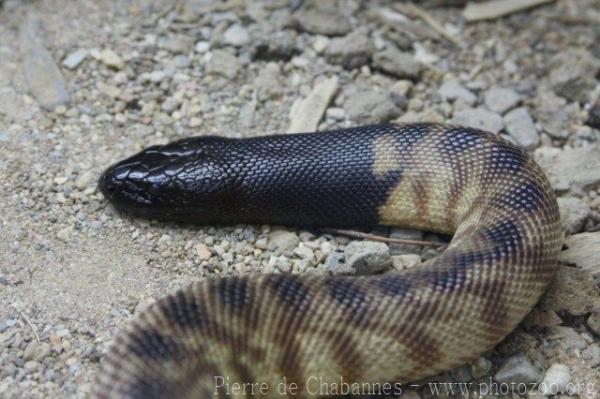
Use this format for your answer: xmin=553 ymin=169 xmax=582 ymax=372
xmin=93 ymin=123 xmax=561 ymax=398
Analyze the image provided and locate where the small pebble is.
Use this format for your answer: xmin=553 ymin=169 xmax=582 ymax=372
xmin=344 ymin=89 xmax=403 ymax=124
xmin=293 ymin=246 xmax=314 ymax=261
xmin=324 ymin=31 xmax=372 ymax=70
xmin=62 ymin=49 xmax=88 ymax=70
xmin=312 ymin=36 xmax=330 ymax=54
xmin=195 ymin=41 xmax=210 ymax=53
xmin=372 ymin=47 xmax=422 ymax=79
xmin=205 ymin=50 xmax=240 ymax=79
xmin=325 ymin=251 xmax=345 ymax=272
xmin=23 ymin=342 xmax=51 ymax=362
xmin=268 ymin=230 xmax=300 ymax=255
xmin=586 ymin=100 xmax=600 ymax=129
xmin=391 ymin=254 xmax=420 ymax=270
xmin=57 ymin=227 xmax=73 ymax=243
xmin=471 ymin=357 xmax=492 ymax=379
xmin=494 ymin=354 xmax=541 ymax=385
xmin=326 ymin=107 xmax=345 ymax=120
xmin=557 ymin=197 xmax=590 ymax=234
xmin=344 ymin=241 xmax=392 ymax=275
xmin=484 ymin=86 xmax=521 ymax=114
xmin=439 ymin=81 xmax=477 ymax=105
xmin=24 ymin=361 xmax=40 ymax=373
xmin=189 ymin=117 xmax=202 ymax=128
xmin=99 ymin=49 xmax=124 ymax=69
xmin=195 ymin=243 xmax=212 ymax=261
xmin=582 ymin=344 xmax=600 ymax=367
xmin=587 ymin=312 xmax=600 ymax=336
xmin=451 ymin=108 xmax=504 ymax=133
xmin=504 ymin=107 xmax=539 ymax=149
xmin=539 ymin=364 xmax=571 ymax=395
xmin=390 ymin=80 xmax=413 ymax=98
xmin=149 ymin=70 xmax=166 ymax=83
xmin=223 ymin=24 xmax=250 ymax=47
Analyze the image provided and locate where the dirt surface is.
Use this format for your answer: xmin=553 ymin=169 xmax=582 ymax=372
xmin=1 ymin=0 xmax=599 ymax=398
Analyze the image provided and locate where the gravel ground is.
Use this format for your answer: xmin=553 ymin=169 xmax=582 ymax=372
xmin=1 ymin=0 xmax=599 ymax=398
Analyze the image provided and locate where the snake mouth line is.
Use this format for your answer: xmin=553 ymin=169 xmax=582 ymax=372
xmin=98 ymin=163 xmax=177 ymax=222
xmin=98 ymin=166 xmax=222 ymax=222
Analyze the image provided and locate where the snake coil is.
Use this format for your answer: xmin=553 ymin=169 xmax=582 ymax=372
xmin=94 ymin=123 xmax=561 ymax=398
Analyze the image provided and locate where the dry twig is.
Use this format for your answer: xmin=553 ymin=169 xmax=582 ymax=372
xmin=18 ymin=310 xmax=41 ymax=343
xmin=323 ymin=228 xmax=447 ymax=248
xmin=395 ymin=3 xmax=461 ymax=46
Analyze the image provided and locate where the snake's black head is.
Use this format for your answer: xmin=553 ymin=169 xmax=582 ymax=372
xmin=99 ymin=137 xmax=233 ymax=222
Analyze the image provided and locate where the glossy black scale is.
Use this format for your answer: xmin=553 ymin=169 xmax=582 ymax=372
xmin=99 ymin=124 xmax=431 ymax=227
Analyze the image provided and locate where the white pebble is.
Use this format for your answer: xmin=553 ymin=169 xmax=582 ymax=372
xmin=62 ymin=49 xmax=88 ymax=70
xmin=326 ymin=107 xmax=345 ymax=120
xmin=195 ymin=243 xmax=212 ymax=260
xmin=99 ymin=49 xmax=124 ymax=69
xmin=223 ymin=24 xmax=250 ymax=47
xmin=484 ymin=86 xmax=521 ymax=114
xmin=539 ymin=363 xmax=571 ymax=395
xmin=149 ymin=70 xmax=166 ymax=83
xmin=195 ymin=41 xmax=210 ymax=53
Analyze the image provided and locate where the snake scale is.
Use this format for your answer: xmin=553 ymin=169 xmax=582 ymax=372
xmin=94 ymin=123 xmax=561 ymax=398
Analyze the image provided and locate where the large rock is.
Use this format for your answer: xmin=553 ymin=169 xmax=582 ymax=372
xmin=19 ymin=16 xmax=70 ymax=110
xmin=534 ymin=145 xmax=600 ymax=191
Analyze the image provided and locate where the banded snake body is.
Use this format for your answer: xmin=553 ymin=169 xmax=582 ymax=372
xmin=94 ymin=123 xmax=562 ymax=398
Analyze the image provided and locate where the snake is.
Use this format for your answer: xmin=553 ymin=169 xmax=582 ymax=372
xmin=93 ymin=123 xmax=562 ymax=398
